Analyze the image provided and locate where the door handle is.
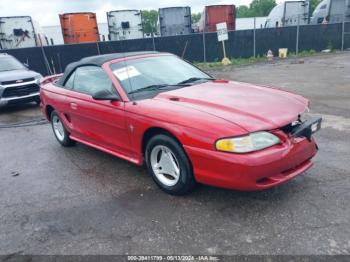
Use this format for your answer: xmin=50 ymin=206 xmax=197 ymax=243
xmin=70 ymin=103 xmax=78 ymax=110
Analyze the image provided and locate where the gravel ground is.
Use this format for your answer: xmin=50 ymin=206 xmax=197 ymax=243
xmin=0 ymin=52 xmax=349 ymax=256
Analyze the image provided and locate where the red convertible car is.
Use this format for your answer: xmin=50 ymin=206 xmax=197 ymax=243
xmin=40 ymin=52 xmax=322 ymax=195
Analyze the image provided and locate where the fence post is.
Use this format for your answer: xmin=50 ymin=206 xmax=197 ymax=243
xmin=96 ymin=42 xmax=101 ymax=55
xmin=253 ymin=17 xmax=256 ymax=58
xmin=341 ymin=14 xmax=345 ymax=51
xmin=202 ymin=30 xmax=207 ymax=63
xmin=296 ymin=15 xmax=300 ymax=56
xmin=152 ymin=28 xmax=156 ymax=51
xmin=57 ymin=53 xmax=63 ymax=73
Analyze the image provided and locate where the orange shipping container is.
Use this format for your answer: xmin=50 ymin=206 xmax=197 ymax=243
xmin=199 ymin=5 xmax=236 ymax=32
xmin=59 ymin=12 xmax=100 ymax=44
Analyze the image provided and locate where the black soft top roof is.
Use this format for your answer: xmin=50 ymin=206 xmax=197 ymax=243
xmin=56 ymin=51 xmax=159 ymax=85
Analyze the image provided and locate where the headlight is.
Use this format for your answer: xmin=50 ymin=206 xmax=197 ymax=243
xmin=215 ymin=132 xmax=280 ymax=153
xmin=35 ymin=74 xmax=43 ymax=84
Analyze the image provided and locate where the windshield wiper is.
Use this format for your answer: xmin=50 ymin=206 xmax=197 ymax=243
xmin=128 ymin=82 xmax=193 ymax=95
xmin=128 ymin=84 xmax=169 ymax=95
xmin=177 ymin=77 xmax=215 ymax=85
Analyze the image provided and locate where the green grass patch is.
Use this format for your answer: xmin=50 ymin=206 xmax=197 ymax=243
xmin=195 ymin=49 xmax=322 ymax=69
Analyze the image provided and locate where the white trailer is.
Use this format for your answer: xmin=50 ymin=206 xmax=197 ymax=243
xmin=311 ymin=0 xmax=329 ymax=24
xmin=236 ymin=17 xmax=267 ymax=30
xmin=158 ymin=7 xmax=192 ymax=36
xmin=107 ymin=10 xmax=144 ymax=41
xmin=0 ymin=16 xmax=46 ymax=49
xmin=265 ymin=1 xmax=310 ymax=28
xmin=329 ymin=0 xmax=350 ymax=23
xmin=311 ymin=0 xmax=350 ymax=24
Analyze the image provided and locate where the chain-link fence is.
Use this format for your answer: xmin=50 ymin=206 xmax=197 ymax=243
xmin=1 ymin=17 xmax=350 ymax=76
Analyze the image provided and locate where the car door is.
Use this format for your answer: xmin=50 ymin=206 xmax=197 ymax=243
xmin=63 ymin=66 xmax=132 ymax=157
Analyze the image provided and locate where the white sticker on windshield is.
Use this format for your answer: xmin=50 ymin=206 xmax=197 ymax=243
xmin=113 ymin=66 xmax=141 ymax=81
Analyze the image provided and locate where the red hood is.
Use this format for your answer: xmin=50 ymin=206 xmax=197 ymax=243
xmin=154 ymin=81 xmax=308 ymax=132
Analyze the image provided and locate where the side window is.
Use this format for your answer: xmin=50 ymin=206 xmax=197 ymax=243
xmin=64 ymin=71 xmax=75 ymax=89
xmin=70 ymin=66 xmax=116 ymax=96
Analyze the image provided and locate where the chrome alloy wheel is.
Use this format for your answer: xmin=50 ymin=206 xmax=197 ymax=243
xmin=150 ymin=145 xmax=180 ymax=187
xmin=52 ymin=115 xmax=65 ymax=142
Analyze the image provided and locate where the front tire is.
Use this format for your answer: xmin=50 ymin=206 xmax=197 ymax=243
xmin=50 ymin=111 xmax=75 ymax=147
xmin=145 ymin=134 xmax=196 ymax=195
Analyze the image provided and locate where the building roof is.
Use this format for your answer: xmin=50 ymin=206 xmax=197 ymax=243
xmin=57 ymin=51 xmax=159 ymax=85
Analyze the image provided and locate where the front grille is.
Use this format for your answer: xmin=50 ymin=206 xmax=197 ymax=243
xmin=0 ymin=78 xmax=35 ymax=85
xmin=2 ymin=84 xmax=39 ymax=98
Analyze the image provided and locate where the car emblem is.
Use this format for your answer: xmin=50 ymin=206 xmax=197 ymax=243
xmin=16 ymin=79 xmax=23 ymax=83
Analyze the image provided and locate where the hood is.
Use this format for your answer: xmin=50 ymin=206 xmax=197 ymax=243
xmin=155 ymin=80 xmax=308 ymax=132
xmin=0 ymin=69 xmax=41 ymax=84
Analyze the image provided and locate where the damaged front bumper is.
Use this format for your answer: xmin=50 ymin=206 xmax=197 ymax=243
xmin=184 ymin=116 xmax=322 ymax=191
xmin=291 ymin=116 xmax=322 ymax=142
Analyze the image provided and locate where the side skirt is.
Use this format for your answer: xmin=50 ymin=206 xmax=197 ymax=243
xmin=70 ymin=135 xmax=142 ymax=166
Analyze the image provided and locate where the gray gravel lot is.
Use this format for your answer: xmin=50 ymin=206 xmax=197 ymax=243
xmin=0 ymin=52 xmax=349 ymax=255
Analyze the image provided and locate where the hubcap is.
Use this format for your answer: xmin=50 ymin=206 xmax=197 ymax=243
xmin=150 ymin=145 xmax=180 ymax=187
xmin=52 ymin=115 xmax=65 ymax=141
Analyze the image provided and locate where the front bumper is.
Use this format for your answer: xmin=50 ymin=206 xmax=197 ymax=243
xmin=0 ymin=92 xmax=40 ymax=107
xmin=0 ymin=80 xmax=40 ymax=107
xmin=184 ymin=134 xmax=318 ymax=191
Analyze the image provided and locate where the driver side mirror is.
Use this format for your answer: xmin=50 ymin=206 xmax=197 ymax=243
xmin=92 ymin=89 xmax=120 ymax=101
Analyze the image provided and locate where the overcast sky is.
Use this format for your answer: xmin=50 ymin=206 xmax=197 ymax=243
xmin=0 ymin=0 xmax=256 ymax=26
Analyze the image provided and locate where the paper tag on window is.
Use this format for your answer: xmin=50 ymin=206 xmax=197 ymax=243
xmin=113 ymin=66 xmax=140 ymax=81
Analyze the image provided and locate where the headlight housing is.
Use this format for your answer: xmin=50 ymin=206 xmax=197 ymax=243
xmin=35 ymin=74 xmax=43 ymax=84
xmin=215 ymin=132 xmax=280 ymax=153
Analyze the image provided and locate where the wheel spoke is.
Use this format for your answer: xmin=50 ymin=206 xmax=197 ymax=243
xmin=153 ymin=163 xmax=160 ymax=174
xmin=150 ymin=145 xmax=181 ymax=187
xmin=58 ymin=123 xmax=64 ymax=135
xmin=168 ymin=152 xmax=180 ymax=177
xmin=52 ymin=116 xmax=65 ymax=141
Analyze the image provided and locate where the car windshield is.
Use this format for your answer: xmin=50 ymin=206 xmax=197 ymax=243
xmin=110 ymin=55 xmax=212 ymax=97
xmin=0 ymin=56 xmax=25 ymax=72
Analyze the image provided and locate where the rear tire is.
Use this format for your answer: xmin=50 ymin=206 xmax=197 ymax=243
xmin=145 ymin=134 xmax=196 ymax=195
xmin=50 ymin=111 xmax=75 ymax=147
